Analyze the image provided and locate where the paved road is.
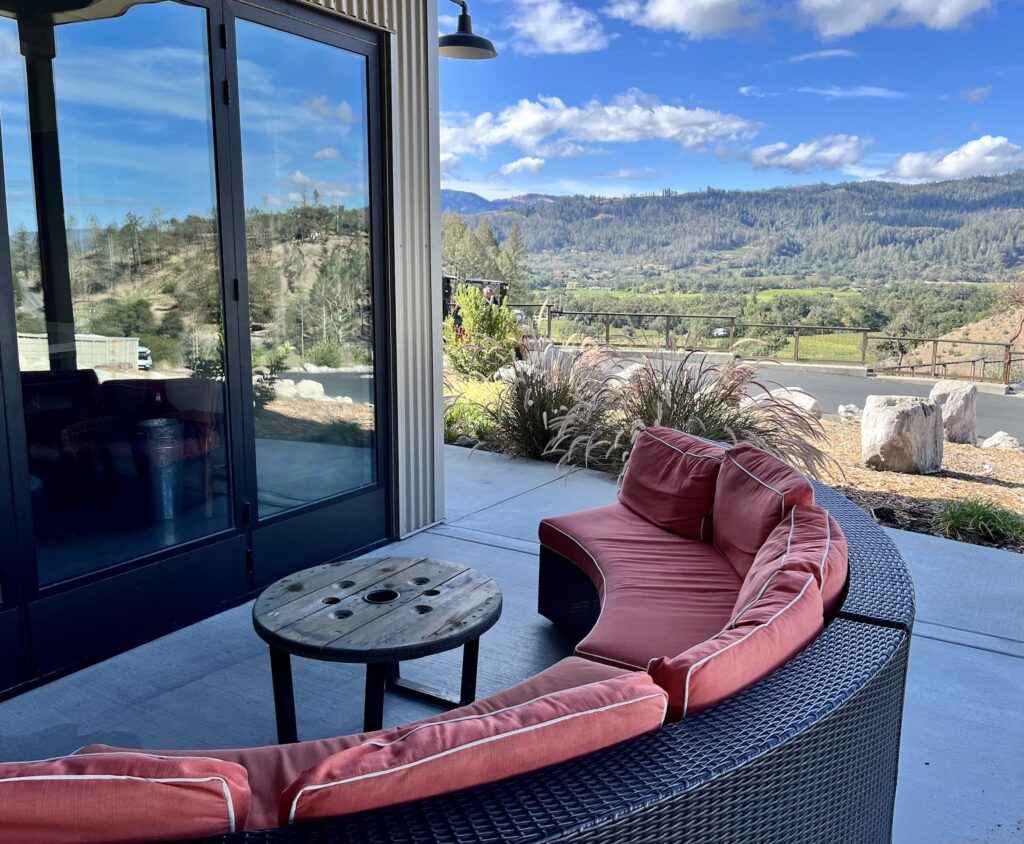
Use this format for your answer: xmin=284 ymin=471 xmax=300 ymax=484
xmin=752 ymin=365 xmax=1024 ymax=440
xmin=284 ymin=369 xmax=375 ymax=404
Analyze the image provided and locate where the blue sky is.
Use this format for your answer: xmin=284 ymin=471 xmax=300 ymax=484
xmin=0 ymin=3 xmax=368 ymax=229
xmin=439 ymin=0 xmax=1024 ymax=198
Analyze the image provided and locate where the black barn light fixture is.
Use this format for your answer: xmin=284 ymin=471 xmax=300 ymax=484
xmin=439 ymin=0 xmax=497 ymax=60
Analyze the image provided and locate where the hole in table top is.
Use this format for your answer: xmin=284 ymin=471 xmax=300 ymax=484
xmin=322 ymin=596 xmax=341 ymax=605
xmin=412 ymin=577 xmax=430 ymax=586
xmin=414 ymin=605 xmax=433 ymax=614
xmin=423 ymin=589 xmax=441 ymax=597
xmin=337 ymin=580 xmax=356 ymax=589
xmin=333 ymin=610 xmax=353 ymax=620
xmin=285 ymin=583 xmax=303 ymax=593
xmin=364 ymin=589 xmax=400 ymax=605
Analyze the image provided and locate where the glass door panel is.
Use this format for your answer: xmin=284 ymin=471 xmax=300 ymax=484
xmin=234 ymin=19 xmax=378 ymax=520
xmin=0 ymin=2 xmax=233 ymax=585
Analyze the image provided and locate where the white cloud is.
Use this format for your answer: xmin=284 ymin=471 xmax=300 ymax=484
xmin=606 ymin=166 xmax=658 ymax=179
xmin=500 ymin=156 xmax=546 ymax=175
xmin=313 ymin=147 xmax=340 ymax=160
xmin=306 ymin=96 xmax=357 ymax=124
xmin=885 ymin=135 xmax=1024 ymax=181
xmin=798 ymin=0 xmax=991 ymax=37
xmin=750 ymin=134 xmax=868 ymax=172
xmin=962 ymin=85 xmax=992 ymax=102
xmin=738 ymin=85 xmax=773 ymax=97
xmin=508 ymin=0 xmax=613 ymax=54
xmin=604 ymin=0 xmax=756 ymax=37
xmin=788 ymin=48 xmax=859 ymax=62
xmin=441 ymin=89 xmax=759 ymax=162
xmin=440 ymin=151 xmax=460 ymax=173
xmin=797 ymin=84 xmax=906 ymax=99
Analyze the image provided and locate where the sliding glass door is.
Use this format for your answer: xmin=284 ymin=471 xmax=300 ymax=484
xmin=0 ymin=0 xmax=393 ymax=690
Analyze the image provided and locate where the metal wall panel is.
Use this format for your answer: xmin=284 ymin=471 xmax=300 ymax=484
xmin=294 ymin=0 xmax=443 ymax=535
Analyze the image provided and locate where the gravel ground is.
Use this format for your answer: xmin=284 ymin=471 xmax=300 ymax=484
xmin=821 ymin=418 xmax=1024 ymax=553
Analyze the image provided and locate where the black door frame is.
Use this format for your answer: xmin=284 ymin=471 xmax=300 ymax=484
xmin=0 ymin=0 xmax=398 ymax=697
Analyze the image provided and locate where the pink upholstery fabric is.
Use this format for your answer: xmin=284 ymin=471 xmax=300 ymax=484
xmin=281 ymin=673 xmax=668 ymax=825
xmin=81 ymin=656 xmax=628 ymax=831
xmin=618 ymin=427 xmax=725 ymax=540
xmin=713 ymin=443 xmax=815 ymax=578
xmin=649 ymin=570 xmax=823 ymax=721
xmin=733 ymin=504 xmax=849 ymax=620
xmin=0 ymin=751 xmax=250 ymax=843
xmin=540 ymin=503 xmax=742 ymax=670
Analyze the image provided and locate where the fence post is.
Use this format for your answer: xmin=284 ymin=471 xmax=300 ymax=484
xmin=860 ymin=331 xmax=868 ymax=364
xmin=546 ymin=308 xmax=553 ymax=339
xmin=665 ymin=317 xmax=673 ymax=350
xmin=1004 ymin=344 xmax=1012 ymax=386
xmin=604 ymin=317 xmax=611 ymax=346
xmin=793 ymin=328 xmax=801 ymax=361
xmin=729 ymin=317 xmax=737 ymax=340
xmin=930 ymin=340 xmax=938 ymax=378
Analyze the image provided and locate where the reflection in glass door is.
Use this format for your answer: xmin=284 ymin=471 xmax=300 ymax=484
xmin=234 ymin=19 xmax=379 ymax=520
xmin=0 ymin=3 xmax=233 ymax=585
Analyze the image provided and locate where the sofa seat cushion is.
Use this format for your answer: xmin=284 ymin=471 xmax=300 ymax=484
xmin=649 ymin=570 xmax=824 ymax=721
xmin=734 ymin=504 xmax=849 ymax=620
xmin=618 ymin=427 xmax=725 ymax=540
xmin=80 ymin=657 xmax=628 ymax=831
xmin=281 ymin=672 xmax=667 ymax=826
xmin=0 ymin=751 xmax=250 ymax=843
xmin=713 ymin=443 xmax=815 ymax=578
xmin=540 ymin=503 xmax=742 ymax=671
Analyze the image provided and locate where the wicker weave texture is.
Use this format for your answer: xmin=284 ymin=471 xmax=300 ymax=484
xmin=195 ymin=488 xmax=914 ymax=844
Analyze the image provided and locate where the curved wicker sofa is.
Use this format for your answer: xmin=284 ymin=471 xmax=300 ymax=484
xmin=194 ymin=443 xmax=914 ymax=843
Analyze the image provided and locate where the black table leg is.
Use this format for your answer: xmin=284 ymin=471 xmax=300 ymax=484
xmin=460 ymin=638 xmax=480 ymax=706
xmin=364 ymin=662 xmax=389 ymax=732
xmin=269 ymin=648 xmax=297 ymax=744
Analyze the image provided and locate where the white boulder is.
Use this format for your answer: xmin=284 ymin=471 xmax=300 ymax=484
xmin=980 ymin=431 xmax=1023 ymax=451
xmin=273 ymin=378 xmax=297 ymax=399
xmin=295 ymin=379 xmax=326 ymax=400
xmin=766 ymin=387 xmax=822 ymax=419
xmin=861 ymin=395 xmax=944 ymax=474
xmin=928 ymin=380 xmax=978 ymax=444
xmin=838 ymin=403 xmax=862 ymax=422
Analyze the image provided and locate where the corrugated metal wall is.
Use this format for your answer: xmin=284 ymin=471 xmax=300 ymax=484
xmin=295 ymin=0 xmax=444 ymax=536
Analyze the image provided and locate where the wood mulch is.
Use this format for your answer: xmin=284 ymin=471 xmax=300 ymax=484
xmin=820 ymin=418 xmax=1024 ymax=553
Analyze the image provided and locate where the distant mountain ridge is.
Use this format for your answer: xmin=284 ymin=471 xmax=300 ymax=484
xmin=442 ymin=174 xmax=1024 ymax=283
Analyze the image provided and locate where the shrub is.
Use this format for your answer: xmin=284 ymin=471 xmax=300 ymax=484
xmin=472 ymin=345 xmax=606 ymax=460
xmin=252 ymin=343 xmax=292 ymax=410
xmin=548 ymin=352 xmax=837 ymax=479
xmin=308 ymin=341 xmax=344 ymax=368
xmin=443 ymin=284 xmax=520 ymax=379
xmin=932 ymin=499 xmax=1024 ymax=547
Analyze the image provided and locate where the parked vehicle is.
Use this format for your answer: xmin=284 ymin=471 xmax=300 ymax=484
xmin=138 ymin=346 xmax=153 ymax=371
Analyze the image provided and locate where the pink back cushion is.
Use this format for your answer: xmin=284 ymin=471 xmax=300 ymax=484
xmin=733 ymin=504 xmax=849 ymax=620
xmin=649 ymin=570 xmax=823 ymax=721
xmin=619 ymin=427 xmax=725 ymax=541
xmin=0 ymin=752 xmax=250 ymax=844
xmin=713 ymin=443 xmax=814 ymax=577
xmin=282 ymin=673 xmax=668 ymax=825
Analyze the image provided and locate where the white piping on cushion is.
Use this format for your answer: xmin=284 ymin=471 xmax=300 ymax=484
xmin=364 ymin=676 xmax=637 ymax=748
xmin=680 ymin=574 xmax=816 ymax=719
xmin=287 ymin=692 xmax=669 ymax=823
xmin=0 ymin=774 xmax=237 ymax=833
xmin=723 ymin=454 xmax=785 ymax=521
xmin=639 ymin=429 xmax=724 ymax=463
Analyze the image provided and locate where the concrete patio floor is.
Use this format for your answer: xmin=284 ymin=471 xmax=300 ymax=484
xmin=0 ymin=446 xmax=1021 ymax=843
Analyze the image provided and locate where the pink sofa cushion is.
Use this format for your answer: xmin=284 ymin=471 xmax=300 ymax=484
xmin=281 ymin=672 xmax=667 ymax=825
xmin=649 ymin=570 xmax=823 ymax=721
xmin=618 ymin=427 xmax=725 ymax=540
xmin=540 ymin=503 xmax=741 ymax=671
xmin=81 ymin=656 xmax=629 ymax=832
xmin=0 ymin=751 xmax=250 ymax=843
xmin=713 ymin=443 xmax=815 ymax=578
xmin=733 ymin=504 xmax=849 ymax=620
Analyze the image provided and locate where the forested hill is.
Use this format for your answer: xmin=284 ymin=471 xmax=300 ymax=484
xmin=441 ymin=173 xmax=1024 ymax=283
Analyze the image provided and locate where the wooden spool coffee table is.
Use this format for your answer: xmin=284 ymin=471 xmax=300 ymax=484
xmin=253 ymin=556 xmax=503 ymax=740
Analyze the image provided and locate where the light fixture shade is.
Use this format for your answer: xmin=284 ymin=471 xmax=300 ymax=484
xmin=439 ymin=10 xmax=497 ymax=60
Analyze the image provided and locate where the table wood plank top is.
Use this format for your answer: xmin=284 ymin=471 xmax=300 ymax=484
xmin=253 ymin=557 xmax=503 ymax=663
